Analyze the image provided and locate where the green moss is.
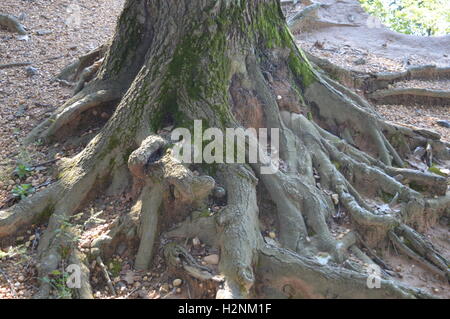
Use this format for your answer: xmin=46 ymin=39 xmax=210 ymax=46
xmin=288 ymin=51 xmax=316 ymax=88
xmin=428 ymin=165 xmax=448 ymax=177
xmin=109 ymin=260 xmax=122 ymax=277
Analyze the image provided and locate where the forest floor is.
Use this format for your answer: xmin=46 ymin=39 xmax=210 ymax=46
xmin=0 ymin=0 xmax=449 ymax=299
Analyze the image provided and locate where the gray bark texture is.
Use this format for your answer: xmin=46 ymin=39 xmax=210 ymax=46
xmin=0 ymin=0 xmax=448 ymax=299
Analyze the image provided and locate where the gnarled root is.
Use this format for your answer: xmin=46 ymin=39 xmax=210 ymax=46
xmin=215 ymin=165 xmax=262 ymax=299
xmin=257 ymin=245 xmax=433 ymax=299
xmin=25 ymin=89 xmax=121 ymax=143
xmin=56 ymin=45 xmax=107 ymax=84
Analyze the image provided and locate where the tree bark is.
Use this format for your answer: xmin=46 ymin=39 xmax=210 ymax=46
xmin=0 ymin=0 xmax=448 ymax=299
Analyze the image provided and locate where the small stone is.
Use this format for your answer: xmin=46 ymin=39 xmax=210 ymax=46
xmin=0 ymin=181 xmax=4 ymax=188
xmin=36 ymin=30 xmax=52 ymax=36
xmin=176 ymin=288 xmax=182 ymax=294
xmin=192 ymin=237 xmax=201 ymax=247
xmin=395 ymin=266 xmax=402 ymax=272
xmin=159 ymin=284 xmax=169 ymax=294
xmin=172 ymin=279 xmax=182 ymax=287
xmin=277 ymin=95 xmax=282 ymax=100
xmin=433 ymin=288 xmax=439 ymax=293
xmin=25 ymin=66 xmax=38 ymax=77
xmin=18 ymin=275 xmax=25 ymax=282
xmin=8 ymin=180 xmax=15 ymax=186
xmin=203 ymin=254 xmax=219 ymax=265
xmin=268 ymin=231 xmax=276 ymax=239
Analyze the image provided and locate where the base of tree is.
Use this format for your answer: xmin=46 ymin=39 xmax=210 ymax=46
xmin=0 ymin=0 xmax=448 ymax=299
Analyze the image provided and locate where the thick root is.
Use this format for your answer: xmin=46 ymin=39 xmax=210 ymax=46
xmin=134 ymin=184 xmax=163 ymax=270
xmin=26 ymin=89 xmax=120 ymax=143
xmin=257 ymin=245 xmax=434 ymax=299
xmin=215 ymin=165 xmax=262 ymax=299
xmin=69 ymin=250 xmax=94 ymax=299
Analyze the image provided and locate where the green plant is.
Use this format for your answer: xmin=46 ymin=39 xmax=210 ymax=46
xmin=12 ymin=184 xmax=35 ymax=199
xmin=14 ymin=163 xmax=32 ymax=179
xmin=41 ymin=270 xmax=73 ymax=299
xmin=109 ymin=259 xmax=122 ymax=277
xmin=0 ymin=245 xmax=29 ymax=263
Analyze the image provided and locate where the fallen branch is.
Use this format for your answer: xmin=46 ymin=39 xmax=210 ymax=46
xmin=0 ymin=62 xmax=32 ymax=69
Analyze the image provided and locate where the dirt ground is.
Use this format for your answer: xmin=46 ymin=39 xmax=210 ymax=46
xmin=0 ymin=0 xmax=448 ymax=299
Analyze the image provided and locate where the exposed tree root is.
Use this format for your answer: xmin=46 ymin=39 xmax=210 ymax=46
xmin=69 ymin=250 xmax=94 ymax=299
xmin=257 ymin=245 xmax=433 ymax=299
xmin=56 ymin=45 xmax=107 ymax=84
xmin=369 ymin=88 xmax=450 ymax=106
xmin=25 ymin=89 xmax=121 ymax=143
xmin=1 ymin=0 xmax=448 ymax=299
xmin=214 ymin=165 xmax=261 ymax=298
xmin=96 ymin=256 xmax=116 ymax=296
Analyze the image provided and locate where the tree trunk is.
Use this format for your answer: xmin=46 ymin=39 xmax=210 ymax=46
xmin=0 ymin=0 xmax=448 ymax=299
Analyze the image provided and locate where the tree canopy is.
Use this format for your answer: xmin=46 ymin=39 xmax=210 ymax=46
xmin=359 ymin=0 xmax=450 ymax=36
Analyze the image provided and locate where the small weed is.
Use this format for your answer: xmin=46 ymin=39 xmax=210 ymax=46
xmin=41 ymin=270 xmax=73 ymax=299
xmin=14 ymin=163 xmax=32 ymax=179
xmin=12 ymin=184 xmax=35 ymax=199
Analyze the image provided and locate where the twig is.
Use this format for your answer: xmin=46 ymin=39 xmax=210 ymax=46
xmin=96 ymin=256 xmax=116 ymax=296
xmin=0 ymin=266 xmax=18 ymax=297
xmin=0 ymin=62 xmax=32 ymax=69
xmin=31 ymin=158 xmax=59 ymax=168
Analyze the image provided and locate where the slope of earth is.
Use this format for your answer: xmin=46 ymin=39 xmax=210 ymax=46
xmin=284 ymin=0 xmax=450 ymax=142
xmin=283 ymin=0 xmax=450 ymax=297
xmin=0 ymin=0 xmax=125 ymax=298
